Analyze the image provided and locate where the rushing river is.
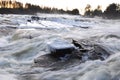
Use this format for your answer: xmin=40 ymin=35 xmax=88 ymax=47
xmin=0 ymin=14 xmax=120 ymax=80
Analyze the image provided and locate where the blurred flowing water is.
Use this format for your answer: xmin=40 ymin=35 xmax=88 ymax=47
xmin=0 ymin=14 xmax=120 ymax=80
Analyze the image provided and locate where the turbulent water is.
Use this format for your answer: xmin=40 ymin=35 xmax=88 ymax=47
xmin=0 ymin=14 xmax=120 ymax=80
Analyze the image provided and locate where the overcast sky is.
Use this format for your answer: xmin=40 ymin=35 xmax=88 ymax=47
xmin=16 ymin=0 xmax=120 ymax=14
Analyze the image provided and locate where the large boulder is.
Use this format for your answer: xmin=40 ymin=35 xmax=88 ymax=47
xmin=33 ymin=39 xmax=111 ymax=70
xmin=33 ymin=39 xmax=78 ymax=70
xmin=33 ymin=53 xmax=80 ymax=70
xmin=71 ymin=40 xmax=111 ymax=61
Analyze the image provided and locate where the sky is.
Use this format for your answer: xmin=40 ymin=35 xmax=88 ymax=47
xmin=17 ymin=0 xmax=120 ymax=14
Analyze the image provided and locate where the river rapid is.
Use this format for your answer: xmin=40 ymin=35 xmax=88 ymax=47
xmin=0 ymin=14 xmax=120 ymax=80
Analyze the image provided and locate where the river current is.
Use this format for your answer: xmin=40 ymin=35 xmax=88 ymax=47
xmin=0 ymin=14 xmax=120 ymax=80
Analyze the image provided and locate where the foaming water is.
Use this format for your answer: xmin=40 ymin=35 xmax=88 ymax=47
xmin=0 ymin=14 xmax=120 ymax=80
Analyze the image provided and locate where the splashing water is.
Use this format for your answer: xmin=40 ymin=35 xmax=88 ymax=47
xmin=0 ymin=14 xmax=120 ymax=80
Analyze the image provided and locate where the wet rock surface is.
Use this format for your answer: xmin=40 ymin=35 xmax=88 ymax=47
xmin=33 ymin=39 xmax=111 ymax=70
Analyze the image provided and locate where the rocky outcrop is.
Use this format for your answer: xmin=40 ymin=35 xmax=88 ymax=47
xmin=72 ymin=39 xmax=111 ymax=61
xmin=33 ymin=39 xmax=111 ymax=70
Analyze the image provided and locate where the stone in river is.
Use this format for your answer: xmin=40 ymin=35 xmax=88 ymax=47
xmin=33 ymin=39 xmax=111 ymax=70
xmin=47 ymin=39 xmax=75 ymax=57
xmin=31 ymin=16 xmax=40 ymax=21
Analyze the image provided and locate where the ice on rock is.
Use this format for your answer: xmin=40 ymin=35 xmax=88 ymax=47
xmin=47 ymin=39 xmax=75 ymax=56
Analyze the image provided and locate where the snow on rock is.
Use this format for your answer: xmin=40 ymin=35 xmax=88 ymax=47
xmin=47 ymin=39 xmax=75 ymax=56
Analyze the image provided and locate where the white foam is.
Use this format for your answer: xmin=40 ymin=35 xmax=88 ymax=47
xmin=0 ymin=74 xmax=16 ymax=80
xmin=1 ymin=14 xmax=120 ymax=80
xmin=0 ymin=37 xmax=9 ymax=47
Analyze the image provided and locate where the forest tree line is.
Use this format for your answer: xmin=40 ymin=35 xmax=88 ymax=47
xmin=84 ymin=3 xmax=120 ymax=19
xmin=0 ymin=0 xmax=120 ymax=19
xmin=0 ymin=0 xmax=79 ymax=15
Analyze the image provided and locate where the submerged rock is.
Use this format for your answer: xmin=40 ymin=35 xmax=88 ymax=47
xmin=33 ymin=39 xmax=111 ymax=70
xmin=72 ymin=40 xmax=111 ymax=61
xmin=33 ymin=53 xmax=81 ymax=70
xmin=93 ymin=44 xmax=111 ymax=60
xmin=31 ymin=16 xmax=40 ymax=21
xmin=72 ymin=39 xmax=83 ymax=49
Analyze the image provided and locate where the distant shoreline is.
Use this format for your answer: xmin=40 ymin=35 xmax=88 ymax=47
xmin=0 ymin=1 xmax=120 ymax=19
xmin=0 ymin=8 xmax=80 ymax=15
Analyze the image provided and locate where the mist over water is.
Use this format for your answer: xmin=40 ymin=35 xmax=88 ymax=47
xmin=0 ymin=14 xmax=120 ymax=80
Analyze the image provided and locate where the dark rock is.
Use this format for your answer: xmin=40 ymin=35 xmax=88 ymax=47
xmin=72 ymin=39 xmax=83 ymax=49
xmin=72 ymin=39 xmax=111 ymax=59
xmin=33 ymin=53 xmax=81 ymax=70
xmin=93 ymin=44 xmax=111 ymax=60
xmin=28 ymin=35 xmax=33 ymax=39
xmin=33 ymin=39 xmax=111 ymax=70
xmin=80 ymin=26 xmax=89 ymax=29
xmin=31 ymin=16 xmax=40 ymax=21
xmin=79 ymin=49 xmax=89 ymax=52
xmin=27 ymin=19 xmax=31 ymax=22
xmin=78 ymin=44 xmax=111 ymax=61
